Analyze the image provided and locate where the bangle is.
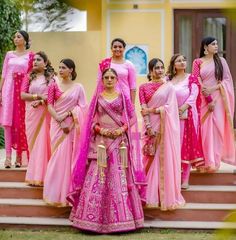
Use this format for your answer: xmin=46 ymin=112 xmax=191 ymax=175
xmin=40 ymin=100 xmax=44 ymax=105
xmin=68 ymin=111 xmax=72 ymax=117
xmin=155 ymin=108 xmax=159 ymax=114
xmin=32 ymin=94 xmax=38 ymax=100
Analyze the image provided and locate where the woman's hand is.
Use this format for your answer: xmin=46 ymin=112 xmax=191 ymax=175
xmin=113 ymin=128 xmax=123 ymax=138
xmin=208 ymin=101 xmax=215 ymax=112
xmin=55 ymin=112 xmax=68 ymax=122
xmin=31 ymin=100 xmax=42 ymax=108
xmin=141 ymin=108 xmax=151 ymax=116
xmin=147 ymin=127 xmax=155 ymax=137
xmin=202 ymin=85 xmax=218 ymax=96
xmin=60 ymin=121 xmax=70 ymax=134
xmin=37 ymin=94 xmax=47 ymax=101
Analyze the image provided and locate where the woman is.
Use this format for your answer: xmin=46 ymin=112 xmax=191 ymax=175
xmin=0 ymin=30 xmax=34 ymax=168
xmin=21 ymin=51 xmax=54 ymax=186
xmin=67 ymin=66 xmax=146 ymax=233
xmin=167 ymin=54 xmax=204 ymax=189
xmin=192 ymin=36 xmax=235 ymax=171
xmin=98 ymin=38 xmax=136 ymax=104
xmin=139 ymin=58 xmax=185 ymax=210
xmin=43 ymin=59 xmax=87 ymax=207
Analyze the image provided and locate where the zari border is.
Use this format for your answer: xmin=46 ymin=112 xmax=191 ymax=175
xmin=25 ymin=179 xmax=44 ymax=187
xmin=72 ymin=218 xmax=144 ymax=233
xmin=158 ymin=107 xmax=165 ymax=210
xmin=29 ymin=108 xmax=47 ymax=152
xmin=51 ymin=122 xmax=75 ymax=155
xmin=219 ymin=84 xmax=234 ymax=134
xmin=145 ymin=201 xmax=186 ymax=211
xmin=43 ymin=197 xmax=70 ymax=208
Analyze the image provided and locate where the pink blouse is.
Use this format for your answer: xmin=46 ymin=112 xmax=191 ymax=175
xmin=47 ymin=82 xmax=63 ymax=105
xmin=139 ymin=82 xmax=163 ymax=104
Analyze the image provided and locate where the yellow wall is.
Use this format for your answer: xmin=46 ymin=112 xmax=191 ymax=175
xmin=29 ymin=32 xmax=101 ymax=100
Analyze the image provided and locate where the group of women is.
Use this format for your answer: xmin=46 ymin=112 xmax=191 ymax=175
xmin=0 ymin=30 xmax=235 ymax=234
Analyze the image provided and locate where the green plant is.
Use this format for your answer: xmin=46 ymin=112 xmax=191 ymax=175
xmin=0 ymin=0 xmax=22 ymax=72
xmin=0 ymin=127 xmax=5 ymax=149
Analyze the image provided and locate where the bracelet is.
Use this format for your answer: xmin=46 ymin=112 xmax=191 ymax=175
xmin=40 ymin=100 xmax=44 ymax=105
xmin=68 ymin=111 xmax=72 ymax=117
xmin=32 ymin=94 xmax=38 ymax=100
xmin=155 ymin=108 xmax=159 ymax=114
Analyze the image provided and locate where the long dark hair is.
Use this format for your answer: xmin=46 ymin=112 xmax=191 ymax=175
xmin=147 ymin=58 xmax=165 ymax=81
xmin=200 ymin=36 xmax=223 ymax=81
xmin=60 ymin=58 xmax=77 ymax=80
xmin=166 ymin=53 xmax=186 ymax=80
xmin=30 ymin=51 xmax=54 ymax=84
xmin=18 ymin=30 xmax=30 ymax=49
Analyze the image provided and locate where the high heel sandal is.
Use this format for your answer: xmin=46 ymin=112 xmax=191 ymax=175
xmin=4 ymin=157 xmax=12 ymax=169
xmin=15 ymin=156 xmax=22 ymax=168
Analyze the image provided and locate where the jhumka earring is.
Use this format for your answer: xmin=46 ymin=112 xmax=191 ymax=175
xmin=204 ymin=49 xmax=209 ymax=55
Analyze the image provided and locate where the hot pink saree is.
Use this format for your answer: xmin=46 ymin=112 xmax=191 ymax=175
xmin=43 ymin=83 xmax=87 ymax=207
xmin=192 ymin=57 xmax=235 ymax=170
xmin=140 ymin=82 xmax=185 ymax=210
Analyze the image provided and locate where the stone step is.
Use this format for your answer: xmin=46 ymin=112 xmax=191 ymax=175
xmin=0 ymin=168 xmax=26 ymax=182
xmin=189 ymin=170 xmax=236 ymax=185
xmin=144 ymin=220 xmax=236 ymax=229
xmin=0 ymin=182 xmax=42 ymax=199
xmin=0 ymin=217 xmax=236 ymax=230
xmin=182 ymin=185 xmax=236 ymax=203
xmin=144 ymin=203 xmax=236 ymax=221
xmin=0 ymin=199 xmax=71 ymax=218
xmin=0 ymin=216 xmax=71 ymax=227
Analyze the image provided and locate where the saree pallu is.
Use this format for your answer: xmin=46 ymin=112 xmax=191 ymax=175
xmin=200 ymin=58 xmax=235 ymax=169
xmin=71 ymin=95 xmax=144 ymax=233
xmin=142 ymin=82 xmax=185 ymax=210
xmin=12 ymin=73 xmax=28 ymax=158
xmin=43 ymin=84 xmax=86 ymax=207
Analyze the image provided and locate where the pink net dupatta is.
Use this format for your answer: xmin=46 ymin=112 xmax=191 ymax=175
xmin=67 ymin=58 xmax=146 ymax=215
xmin=11 ymin=52 xmax=34 ymax=159
xmin=181 ymin=74 xmax=204 ymax=168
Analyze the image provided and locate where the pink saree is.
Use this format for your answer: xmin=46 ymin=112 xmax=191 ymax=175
xmin=23 ymin=75 xmax=51 ymax=186
xmin=141 ymin=82 xmax=185 ymax=210
xmin=192 ymin=58 xmax=235 ymax=170
xmin=43 ymin=83 xmax=87 ymax=207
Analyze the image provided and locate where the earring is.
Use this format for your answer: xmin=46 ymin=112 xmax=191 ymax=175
xmin=204 ymin=49 xmax=208 ymax=55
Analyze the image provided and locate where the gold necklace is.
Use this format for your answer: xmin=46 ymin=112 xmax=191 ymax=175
xmin=101 ymin=91 xmax=118 ymax=99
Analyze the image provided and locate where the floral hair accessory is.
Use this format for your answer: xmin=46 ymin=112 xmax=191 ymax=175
xmin=99 ymin=57 xmax=112 ymax=72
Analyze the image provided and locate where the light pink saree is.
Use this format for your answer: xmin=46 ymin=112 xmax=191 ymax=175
xmin=24 ymin=75 xmax=51 ymax=186
xmin=43 ymin=83 xmax=87 ymax=207
xmin=199 ymin=58 xmax=235 ymax=169
xmin=142 ymin=82 xmax=185 ymax=210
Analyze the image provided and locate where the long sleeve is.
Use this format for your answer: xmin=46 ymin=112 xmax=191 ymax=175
xmin=185 ymin=83 xmax=199 ymax=107
xmin=1 ymin=52 xmax=10 ymax=79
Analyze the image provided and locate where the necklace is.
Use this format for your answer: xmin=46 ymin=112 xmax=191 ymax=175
xmin=151 ymin=78 xmax=163 ymax=84
xmin=101 ymin=91 xmax=118 ymax=99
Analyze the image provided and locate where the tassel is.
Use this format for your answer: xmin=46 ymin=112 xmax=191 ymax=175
xmin=97 ymin=139 xmax=107 ymax=182
xmin=119 ymin=140 xmax=128 ymax=168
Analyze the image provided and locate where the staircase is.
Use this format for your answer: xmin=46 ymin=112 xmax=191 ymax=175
xmin=144 ymin=169 xmax=236 ymax=229
xmin=0 ymin=167 xmax=235 ymax=229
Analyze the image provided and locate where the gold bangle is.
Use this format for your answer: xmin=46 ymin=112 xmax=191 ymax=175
xmin=32 ymin=94 xmax=38 ymax=100
xmin=40 ymin=100 xmax=44 ymax=105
